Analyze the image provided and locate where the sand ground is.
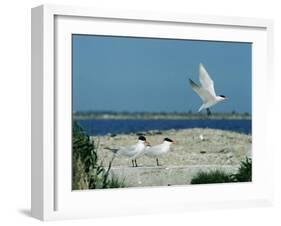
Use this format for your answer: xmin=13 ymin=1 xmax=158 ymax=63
xmin=89 ymin=128 xmax=251 ymax=186
xmin=92 ymin=128 xmax=251 ymax=168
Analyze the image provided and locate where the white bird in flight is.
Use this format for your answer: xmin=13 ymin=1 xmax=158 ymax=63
xmin=145 ymin=138 xmax=175 ymax=166
xmin=105 ymin=136 xmax=149 ymax=167
xmin=189 ymin=63 xmax=228 ymax=116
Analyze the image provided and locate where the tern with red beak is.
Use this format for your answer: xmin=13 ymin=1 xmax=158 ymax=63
xmin=189 ymin=63 xmax=229 ymax=116
xmin=105 ymin=136 xmax=149 ymax=167
xmin=145 ymin=138 xmax=175 ymax=166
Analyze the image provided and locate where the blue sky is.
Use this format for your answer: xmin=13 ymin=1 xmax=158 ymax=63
xmin=73 ymin=35 xmax=252 ymax=113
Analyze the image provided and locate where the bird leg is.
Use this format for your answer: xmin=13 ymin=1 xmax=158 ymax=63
xmin=132 ymin=159 xmax=135 ymax=167
xmin=156 ymin=158 xmax=160 ymax=166
xmin=134 ymin=159 xmax=138 ymax=167
xmin=206 ymin=108 xmax=212 ymax=116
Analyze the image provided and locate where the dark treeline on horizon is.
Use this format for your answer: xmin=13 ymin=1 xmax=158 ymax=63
xmin=73 ymin=110 xmax=251 ymax=116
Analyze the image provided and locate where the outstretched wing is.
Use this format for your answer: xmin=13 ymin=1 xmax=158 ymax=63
xmin=199 ymin=63 xmax=216 ymax=97
xmin=189 ymin=79 xmax=213 ymax=103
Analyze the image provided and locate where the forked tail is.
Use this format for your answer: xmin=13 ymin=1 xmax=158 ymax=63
xmin=206 ymin=108 xmax=212 ymax=116
xmin=104 ymin=147 xmax=118 ymax=154
xmin=198 ymin=104 xmax=205 ymax=112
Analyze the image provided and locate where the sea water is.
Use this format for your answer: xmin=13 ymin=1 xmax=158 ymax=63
xmin=78 ymin=119 xmax=251 ymax=136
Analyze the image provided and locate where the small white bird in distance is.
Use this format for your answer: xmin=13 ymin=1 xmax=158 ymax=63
xmin=189 ymin=63 xmax=229 ymax=116
xmin=105 ymin=136 xmax=149 ymax=167
xmin=145 ymin=138 xmax=176 ymax=166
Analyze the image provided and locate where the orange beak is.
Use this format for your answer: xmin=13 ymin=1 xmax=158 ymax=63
xmin=172 ymin=141 xmax=176 ymax=144
xmin=145 ymin=141 xmax=150 ymax=145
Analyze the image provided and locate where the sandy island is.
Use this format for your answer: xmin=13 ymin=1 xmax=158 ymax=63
xmin=91 ymin=128 xmax=251 ymax=187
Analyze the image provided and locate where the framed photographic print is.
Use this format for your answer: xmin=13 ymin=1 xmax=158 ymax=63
xmin=31 ymin=4 xmax=274 ymax=221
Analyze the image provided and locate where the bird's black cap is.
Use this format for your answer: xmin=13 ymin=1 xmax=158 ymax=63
xmin=138 ymin=136 xmax=146 ymax=141
xmin=219 ymin=95 xmax=226 ymax=98
xmin=164 ymin=138 xmax=173 ymax=142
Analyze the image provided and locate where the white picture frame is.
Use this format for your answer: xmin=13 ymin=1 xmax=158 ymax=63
xmin=31 ymin=4 xmax=274 ymax=221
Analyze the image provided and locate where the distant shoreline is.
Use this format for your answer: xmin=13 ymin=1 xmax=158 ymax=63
xmin=73 ymin=112 xmax=251 ymax=120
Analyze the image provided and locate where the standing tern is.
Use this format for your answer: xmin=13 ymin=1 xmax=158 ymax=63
xmin=105 ymin=136 xmax=149 ymax=167
xmin=145 ymin=138 xmax=175 ymax=166
xmin=189 ymin=63 xmax=228 ymax=116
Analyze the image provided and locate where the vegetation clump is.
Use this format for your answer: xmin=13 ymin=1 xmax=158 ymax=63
xmin=232 ymin=157 xmax=252 ymax=182
xmin=190 ymin=170 xmax=233 ymax=184
xmin=191 ymin=157 xmax=252 ymax=184
xmin=72 ymin=121 xmax=125 ymax=189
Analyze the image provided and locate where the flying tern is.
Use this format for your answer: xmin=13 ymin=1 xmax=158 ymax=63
xmin=105 ymin=136 xmax=149 ymax=167
xmin=145 ymin=138 xmax=175 ymax=166
xmin=189 ymin=63 xmax=228 ymax=115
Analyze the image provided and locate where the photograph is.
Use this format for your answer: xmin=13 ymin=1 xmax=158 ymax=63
xmin=72 ymin=34 xmax=252 ymax=190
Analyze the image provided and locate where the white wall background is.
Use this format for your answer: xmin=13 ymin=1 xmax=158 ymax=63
xmin=0 ymin=0 xmax=280 ymax=225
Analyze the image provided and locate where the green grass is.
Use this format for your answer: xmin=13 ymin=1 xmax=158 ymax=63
xmin=191 ymin=157 xmax=252 ymax=185
xmin=72 ymin=121 xmax=125 ymax=190
xmin=232 ymin=157 xmax=252 ymax=182
xmin=190 ymin=170 xmax=233 ymax=184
